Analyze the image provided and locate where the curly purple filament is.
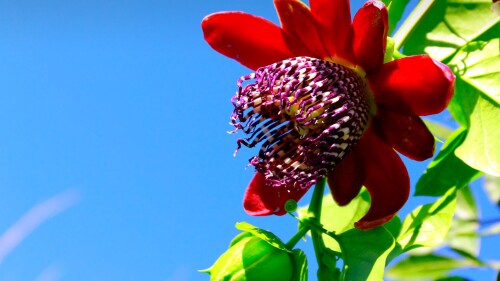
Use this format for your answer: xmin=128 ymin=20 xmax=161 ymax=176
xmin=231 ymin=57 xmax=370 ymax=190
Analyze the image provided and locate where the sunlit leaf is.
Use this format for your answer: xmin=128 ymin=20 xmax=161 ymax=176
xmin=398 ymin=188 xmax=456 ymax=251
xmin=298 ymin=190 xmax=371 ymax=252
xmin=447 ymin=218 xmax=480 ymax=256
xmin=205 ymin=228 xmax=295 ymax=281
xmin=386 ymin=254 xmax=475 ymax=280
xmin=416 ymin=128 xmax=481 ymax=196
xmin=291 ymin=249 xmax=308 ymax=281
xmin=322 ymin=235 xmax=341 ymax=254
xmin=298 ymin=189 xmax=371 ymax=235
xmin=235 ymin=222 xmax=291 ymax=252
xmin=448 ymin=77 xmax=482 ymax=127
xmin=423 ymin=119 xmax=454 ymax=142
xmin=449 ymin=39 xmax=500 ymax=105
xmin=384 ymin=217 xmax=404 ymax=264
xmin=451 ymin=247 xmax=486 ymax=266
xmin=403 ymin=0 xmax=499 ymax=62
xmin=446 ymin=186 xmax=480 ymax=256
xmin=445 ymin=38 xmax=500 ymax=176
xmin=481 ymin=221 xmax=500 ymax=236
xmin=455 ymin=185 xmax=478 ymax=219
xmin=337 ymin=227 xmax=395 ymax=281
xmin=484 ymin=174 xmax=500 ymax=206
xmin=455 ymin=95 xmax=500 ymax=176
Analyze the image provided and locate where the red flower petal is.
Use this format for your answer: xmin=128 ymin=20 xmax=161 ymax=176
xmin=352 ymin=0 xmax=388 ymax=72
xmin=368 ymin=55 xmax=455 ymax=116
xmin=309 ymin=0 xmax=353 ymax=61
xmin=202 ymin=12 xmax=310 ymax=70
xmin=243 ymin=172 xmax=309 ymax=216
xmin=375 ymin=110 xmax=435 ymax=161
xmin=274 ymin=0 xmax=329 ymax=59
xmin=354 ymin=129 xmax=410 ymax=230
xmin=327 ymin=148 xmax=365 ymax=206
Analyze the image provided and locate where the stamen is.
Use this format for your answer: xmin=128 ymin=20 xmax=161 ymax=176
xmin=231 ymin=56 xmax=370 ymax=190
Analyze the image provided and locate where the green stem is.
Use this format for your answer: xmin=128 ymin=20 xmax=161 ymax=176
xmin=393 ymin=0 xmax=437 ymax=51
xmin=307 ymin=178 xmax=333 ymax=281
xmin=285 ymin=223 xmax=310 ymax=249
xmin=308 ymin=177 xmax=326 ymax=216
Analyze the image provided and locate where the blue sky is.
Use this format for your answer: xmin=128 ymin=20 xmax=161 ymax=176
xmin=0 ymin=0 xmax=498 ymax=280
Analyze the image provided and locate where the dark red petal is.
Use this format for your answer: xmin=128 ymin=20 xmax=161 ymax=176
xmin=354 ymin=129 xmax=410 ymax=230
xmin=202 ymin=12 xmax=310 ymax=70
xmin=327 ymin=148 xmax=365 ymax=206
xmin=352 ymin=1 xmax=388 ymax=72
xmin=368 ymin=55 xmax=455 ymax=116
xmin=309 ymin=0 xmax=353 ymax=61
xmin=274 ymin=0 xmax=329 ymax=59
xmin=375 ymin=110 xmax=435 ymax=161
xmin=243 ymin=172 xmax=309 ymax=216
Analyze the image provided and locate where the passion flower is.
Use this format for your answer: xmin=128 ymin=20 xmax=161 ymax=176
xmin=202 ymin=0 xmax=455 ymax=229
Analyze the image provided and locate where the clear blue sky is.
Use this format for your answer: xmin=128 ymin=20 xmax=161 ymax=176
xmin=0 ymin=0 xmax=498 ymax=280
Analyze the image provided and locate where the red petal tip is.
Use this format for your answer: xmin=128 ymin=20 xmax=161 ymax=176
xmin=353 ymin=129 xmax=410 ymax=230
xmin=352 ymin=0 xmax=388 ymax=71
xmin=327 ymin=149 xmax=365 ymax=207
xmin=202 ymin=12 xmax=306 ymax=70
xmin=243 ymin=173 xmax=309 ymax=216
xmin=368 ymin=55 xmax=456 ymax=116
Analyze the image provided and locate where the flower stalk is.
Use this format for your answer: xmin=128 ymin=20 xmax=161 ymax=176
xmin=306 ymin=178 xmax=335 ymax=281
xmin=285 ymin=222 xmax=310 ymax=249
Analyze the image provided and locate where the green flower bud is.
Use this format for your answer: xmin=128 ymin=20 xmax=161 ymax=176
xmin=203 ymin=232 xmax=294 ymax=281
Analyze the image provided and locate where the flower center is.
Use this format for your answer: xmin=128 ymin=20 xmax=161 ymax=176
xmin=231 ymin=56 xmax=370 ymax=190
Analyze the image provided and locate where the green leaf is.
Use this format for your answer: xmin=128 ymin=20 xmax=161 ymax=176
xmin=451 ymin=247 xmax=486 ymax=266
xmin=447 ymin=218 xmax=480 ymax=256
xmin=235 ymin=222 xmax=291 ymax=252
xmin=446 ymin=186 xmax=480 ymax=256
xmin=416 ymin=128 xmax=481 ymax=196
xmin=455 ymin=185 xmax=478 ymax=219
xmin=298 ymin=190 xmax=370 ymax=253
xmin=317 ymin=248 xmax=342 ymax=281
xmin=337 ymin=227 xmax=395 ymax=281
xmin=445 ymin=39 xmax=500 ymax=176
xmin=382 ymin=0 xmax=411 ymax=35
xmin=448 ymin=77 xmax=482 ymax=127
xmin=398 ymin=188 xmax=457 ymax=251
xmin=435 ymin=277 xmax=471 ymax=281
xmin=229 ymin=232 xmax=253 ymax=247
xmin=291 ymin=249 xmax=308 ymax=281
xmin=205 ymin=230 xmax=295 ymax=281
xmin=423 ymin=119 xmax=454 ymax=142
xmin=386 ymin=254 xmax=474 ymax=280
xmin=449 ymin=39 xmax=500 ymax=105
xmin=403 ymin=0 xmax=499 ymax=62
xmin=448 ymin=39 xmax=500 ymax=127
xmin=484 ymin=174 xmax=500 ymax=205
xmin=384 ymin=217 xmax=405 ymax=264
xmin=298 ymin=189 xmax=371 ymax=236
xmin=481 ymin=221 xmax=500 ymax=236
xmin=455 ymin=94 xmax=500 ymax=176
xmin=384 ymin=215 xmax=402 ymax=238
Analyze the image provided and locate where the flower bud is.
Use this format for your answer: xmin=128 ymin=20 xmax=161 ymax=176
xmin=203 ymin=232 xmax=294 ymax=281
